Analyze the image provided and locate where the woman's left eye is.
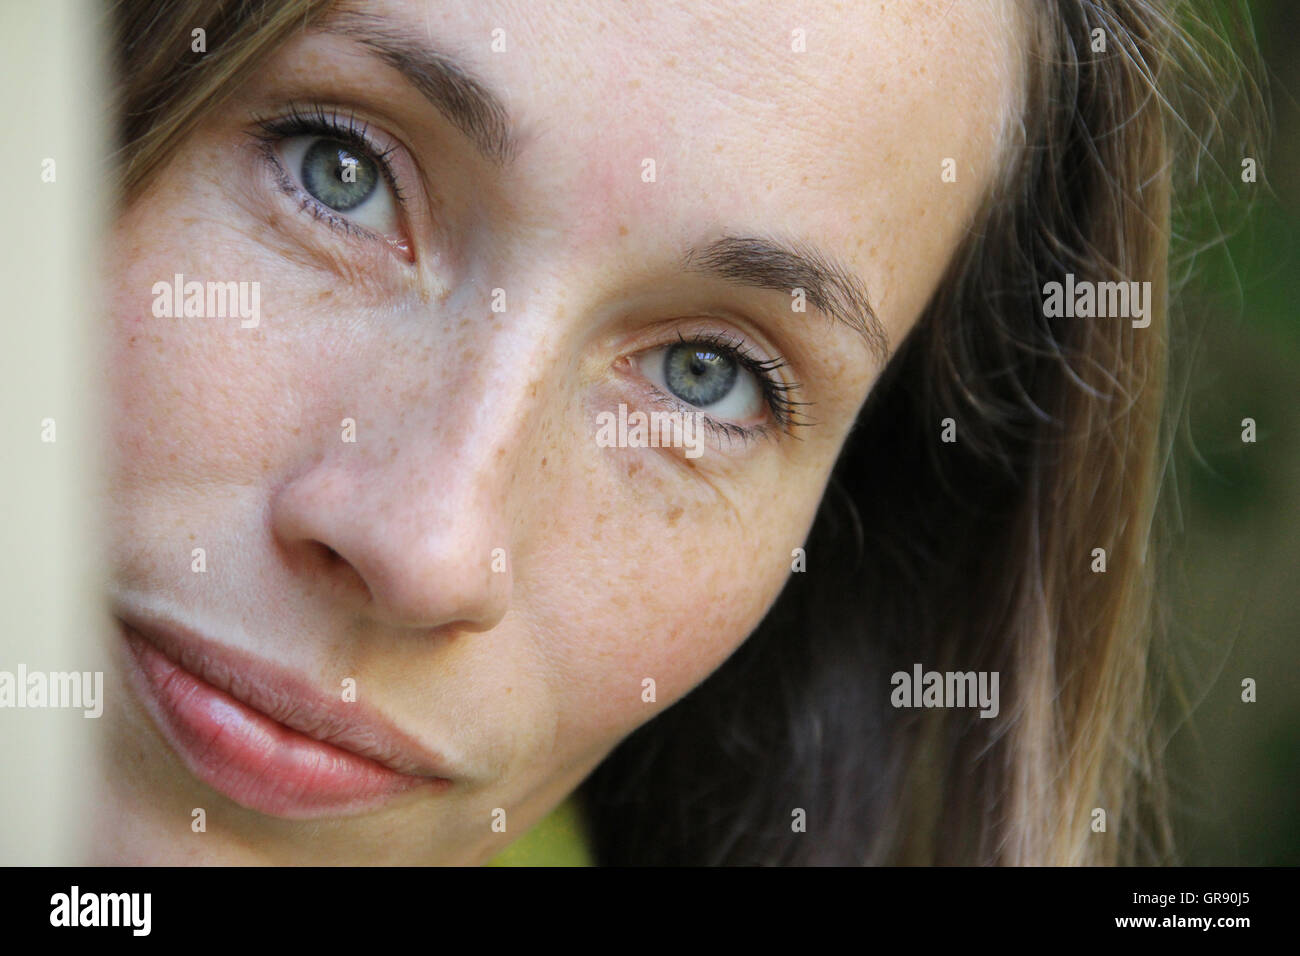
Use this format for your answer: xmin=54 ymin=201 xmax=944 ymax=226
xmin=272 ymin=133 xmax=400 ymax=234
xmin=636 ymin=340 xmax=766 ymax=422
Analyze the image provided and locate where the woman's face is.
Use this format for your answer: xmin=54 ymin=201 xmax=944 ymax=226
xmin=99 ymin=0 xmax=1021 ymax=862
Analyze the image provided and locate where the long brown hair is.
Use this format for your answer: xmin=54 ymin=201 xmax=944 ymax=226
xmin=585 ymin=0 xmax=1261 ymax=865
xmin=109 ymin=0 xmax=1263 ymax=864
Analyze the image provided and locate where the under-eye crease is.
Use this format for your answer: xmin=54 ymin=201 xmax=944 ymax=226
xmin=248 ymin=102 xmax=412 ymax=253
xmin=633 ymin=329 xmax=812 ymax=445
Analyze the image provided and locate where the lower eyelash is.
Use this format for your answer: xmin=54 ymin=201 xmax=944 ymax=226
xmin=644 ymin=386 xmax=775 ymax=448
xmin=253 ymin=141 xmax=376 ymax=239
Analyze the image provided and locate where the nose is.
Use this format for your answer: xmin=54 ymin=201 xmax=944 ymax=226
xmin=269 ymin=447 xmax=514 ymax=634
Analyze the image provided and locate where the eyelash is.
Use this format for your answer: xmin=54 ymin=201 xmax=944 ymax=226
xmin=648 ymin=330 xmax=811 ymax=444
xmin=249 ymin=103 xmax=407 ymax=239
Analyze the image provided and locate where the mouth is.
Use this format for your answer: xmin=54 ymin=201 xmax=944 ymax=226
xmin=115 ymin=609 xmax=452 ymax=819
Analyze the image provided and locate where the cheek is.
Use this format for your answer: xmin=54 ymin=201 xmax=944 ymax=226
xmin=108 ymin=191 xmax=262 ymax=475
xmin=106 ymin=185 xmax=356 ymax=497
xmin=528 ymin=449 xmax=817 ymax=754
xmin=106 ymin=228 xmax=204 ymax=525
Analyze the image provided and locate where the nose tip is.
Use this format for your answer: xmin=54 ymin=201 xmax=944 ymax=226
xmin=345 ymin=534 xmax=511 ymax=634
xmin=269 ymin=465 xmax=513 ymax=634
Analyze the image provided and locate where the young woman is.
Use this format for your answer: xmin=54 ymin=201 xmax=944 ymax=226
xmin=96 ymin=0 xmax=1260 ymax=864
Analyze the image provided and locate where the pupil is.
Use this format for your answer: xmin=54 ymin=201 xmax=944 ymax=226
xmin=689 ymin=352 xmax=717 ymax=376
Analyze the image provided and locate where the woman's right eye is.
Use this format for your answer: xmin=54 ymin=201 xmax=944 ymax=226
xmin=274 ymin=134 xmax=400 ymax=235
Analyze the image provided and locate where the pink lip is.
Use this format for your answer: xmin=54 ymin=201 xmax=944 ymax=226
xmin=116 ymin=611 xmax=451 ymax=819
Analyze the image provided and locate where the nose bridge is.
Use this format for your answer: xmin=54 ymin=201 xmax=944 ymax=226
xmin=270 ymin=294 xmax=565 ymax=633
xmin=382 ymin=304 xmax=558 ymax=517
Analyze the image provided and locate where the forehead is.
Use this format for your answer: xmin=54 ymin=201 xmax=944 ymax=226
xmin=335 ymin=0 xmax=1022 ymax=330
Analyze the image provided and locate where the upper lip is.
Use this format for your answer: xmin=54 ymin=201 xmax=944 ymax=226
xmin=115 ymin=605 xmax=451 ymax=780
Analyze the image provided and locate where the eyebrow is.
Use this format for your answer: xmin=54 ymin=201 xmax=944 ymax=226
xmin=319 ymin=8 xmax=518 ymax=164
xmin=316 ymin=12 xmax=887 ymax=363
xmin=683 ymin=236 xmax=890 ymax=363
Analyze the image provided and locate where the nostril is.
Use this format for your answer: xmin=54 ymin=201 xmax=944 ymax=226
xmin=308 ymin=541 xmax=373 ymax=604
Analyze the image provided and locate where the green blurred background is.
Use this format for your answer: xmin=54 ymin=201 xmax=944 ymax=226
xmin=1164 ymin=0 xmax=1299 ymax=865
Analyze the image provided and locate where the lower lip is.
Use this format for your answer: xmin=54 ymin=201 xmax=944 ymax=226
xmin=120 ymin=623 xmax=444 ymax=819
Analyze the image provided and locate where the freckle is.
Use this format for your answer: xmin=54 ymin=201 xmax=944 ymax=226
xmin=596 ymin=512 xmax=607 ymax=523
xmin=261 ymin=458 xmax=270 ymax=472
xmin=497 ymin=447 xmax=506 ymax=459
xmin=540 ymin=456 xmax=547 ymax=468
xmin=618 ymin=224 xmax=629 ymax=236
xmin=292 ymin=427 xmax=301 ymax=436
xmin=316 ymin=289 xmax=334 ymax=302
xmin=666 ymin=506 xmax=683 ymax=526
xmin=168 ymin=452 xmax=177 ymax=463
xmin=188 ymin=532 xmax=195 ymax=540
xmin=628 ymin=78 xmax=641 ymax=89
xmin=626 ymin=461 xmax=642 ymax=477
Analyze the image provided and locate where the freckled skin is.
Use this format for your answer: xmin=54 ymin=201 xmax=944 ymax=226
xmin=94 ymin=0 xmax=1021 ymax=863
